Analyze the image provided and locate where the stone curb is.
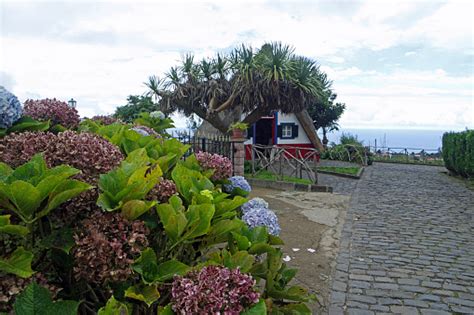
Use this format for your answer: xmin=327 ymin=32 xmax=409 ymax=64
xmin=317 ymin=166 xmax=365 ymax=180
xmin=247 ymin=178 xmax=333 ymax=193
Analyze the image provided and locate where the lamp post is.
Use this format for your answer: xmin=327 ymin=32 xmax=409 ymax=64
xmin=68 ymin=98 xmax=77 ymax=108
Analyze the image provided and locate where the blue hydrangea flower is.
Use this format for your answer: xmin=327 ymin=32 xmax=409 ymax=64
xmin=224 ymin=176 xmax=251 ymax=194
xmin=242 ymin=206 xmax=281 ymax=236
xmin=241 ymin=197 xmax=268 ymax=214
xmin=0 ymin=86 xmax=23 ymax=129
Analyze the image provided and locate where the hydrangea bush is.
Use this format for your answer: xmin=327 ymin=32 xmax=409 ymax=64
xmin=0 ymin=110 xmax=314 ymax=314
xmin=73 ymin=211 xmax=149 ymax=284
xmin=0 ymin=86 xmax=22 ymax=129
xmin=171 ymin=265 xmax=260 ymax=314
xmin=196 ymin=151 xmax=233 ymax=181
xmin=24 ymin=98 xmax=80 ymax=129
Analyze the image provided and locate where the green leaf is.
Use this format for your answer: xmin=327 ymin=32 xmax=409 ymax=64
xmin=39 ymin=179 xmax=92 ymax=218
xmin=124 ymin=284 xmax=160 ymax=307
xmin=206 ymin=219 xmax=243 ymax=245
xmin=231 ymin=231 xmax=251 ymax=250
xmin=7 ymin=116 xmax=50 ymax=134
xmin=268 ymin=234 xmax=285 ymax=245
xmin=273 ymin=303 xmax=312 ymax=315
xmin=0 ymin=215 xmax=29 ymax=237
xmin=13 ymin=282 xmax=79 ymax=315
xmin=7 ymin=181 xmax=42 ymax=221
xmin=121 ymin=200 xmax=156 ymax=220
xmin=9 ymin=154 xmax=47 ymax=184
xmin=248 ymin=243 xmax=275 ymax=255
xmin=248 ymin=226 xmax=269 ymax=244
xmin=224 ymin=251 xmax=255 ymax=273
xmin=157 ymin=304 xmax=175 ymax=315
xmin=242 ymin=299 xmax=267 ymax=315
xmin=98 ymin=296 xmax=129 ymax=315
xmin=182 ymin=203 xmax=215 ymax=240
xmin=268 ymin=286 xmax=312 ymax=302
xmin=132 ymin=248 xmax=159 ymax=284
xmin=36 ymin=165 xmax=80 ymax=199
xmin=0 ymin=163 xmax=12 ymax=182
xmin=0 ymin=247 xmax=35 ymax=278
xmin=155 ymin=259 xmax=190 ymax=282
xmin=155 ymin=203 xmax=187 ymax=242
xmin=40 ymin=227 xmax=75 ymax=253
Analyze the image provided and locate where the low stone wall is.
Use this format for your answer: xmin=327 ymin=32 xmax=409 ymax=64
xmin=247 ymin=178 xmax=333 ymax=193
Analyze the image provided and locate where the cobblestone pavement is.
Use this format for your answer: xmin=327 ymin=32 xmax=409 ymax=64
xmin=330 ymin=163 xmax=474 ymax=314
xmin=318 ymin=173 xmax=358 ymax=195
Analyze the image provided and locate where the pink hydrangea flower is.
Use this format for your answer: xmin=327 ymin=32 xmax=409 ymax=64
xmin=171 ymin=265 xmax=260 ymax=314
xmin=196 ymin=151 xmax=233 ymax=181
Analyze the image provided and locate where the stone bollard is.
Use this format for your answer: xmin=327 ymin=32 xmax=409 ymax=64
xmin=231 ymin=137 xmax=245 ymax=176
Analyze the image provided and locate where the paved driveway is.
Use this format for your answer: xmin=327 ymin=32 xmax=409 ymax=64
xmin=330 ymin=163 xmax=474 ymax=314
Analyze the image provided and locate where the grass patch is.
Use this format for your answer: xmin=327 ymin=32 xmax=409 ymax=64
xmin=373 ymin=156 xmax=444 ymax=166
xmin=318 ymin=166 xmax=361 ymax=175
xmin=246 ymin=170 xmax=312 ymax=185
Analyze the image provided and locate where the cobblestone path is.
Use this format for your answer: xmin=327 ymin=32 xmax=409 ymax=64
xmin=330 ymin=163 xmax=474 ymax=314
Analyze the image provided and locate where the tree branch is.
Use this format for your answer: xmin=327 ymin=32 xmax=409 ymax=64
xmin=215 ymin=91 xmax=237 ymax=113
xmin=242 ymin=107 xmax=265 ymax=126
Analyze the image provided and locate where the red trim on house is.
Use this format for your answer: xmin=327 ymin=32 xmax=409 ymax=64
xmin=244 ymin=143 xmax=318 ymax=161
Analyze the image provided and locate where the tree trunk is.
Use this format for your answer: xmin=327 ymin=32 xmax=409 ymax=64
xmin=322 ymin=127 xmax=329 ymax=148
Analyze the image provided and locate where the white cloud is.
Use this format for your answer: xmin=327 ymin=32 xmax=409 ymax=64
xmin=1 ymin=0 xmax=472 ymax=129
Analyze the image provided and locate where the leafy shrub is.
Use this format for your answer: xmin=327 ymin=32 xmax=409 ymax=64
xmin=443 ymin=130 xmax=474 ymax=178
xmin=134 ymin=111 xmax=174 ymax=135
xmin=171 ymin=265 xmax=260 ymax=314
xmin=196 ymin=151 xmax=233 ymax=181
xmin=0 ymin=86 xmax=23 ymax=129
xmin=24 ymin=98 xmax=80 ymax=129
xmin=340 ymin=132 xmax=362 ymax=146
xmin=0 ymin=131 xmax=124 ymax=223
xmin=0 ymin=114 xmax=315 ymax=314
xmin=0 ymin=131 xmax=123 ymax=183
xmin=322 ymin=143 xmax=372 ymax=165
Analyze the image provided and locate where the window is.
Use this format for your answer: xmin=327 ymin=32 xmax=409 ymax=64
xmin=277 ymin=123 xmax=298 ymax=139
xmin=282 ymin=125 xmax=292 ymax=138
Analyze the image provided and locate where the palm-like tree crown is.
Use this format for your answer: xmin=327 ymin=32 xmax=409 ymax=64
xmin=145 ymin=42 xmax=328 ymax=132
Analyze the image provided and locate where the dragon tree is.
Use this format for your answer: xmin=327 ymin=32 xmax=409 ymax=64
xmin=145 ymin=42 xmax=327 ymax=139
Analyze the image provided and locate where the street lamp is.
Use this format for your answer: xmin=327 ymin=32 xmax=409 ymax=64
xmin=68 ymin=98 xmax=77 ymax=108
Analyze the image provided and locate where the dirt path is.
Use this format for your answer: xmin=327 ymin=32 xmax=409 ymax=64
xmin=250 ymin=188 xmax=351 ymax=313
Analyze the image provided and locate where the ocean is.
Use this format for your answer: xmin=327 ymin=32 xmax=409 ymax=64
xmin=319 ymin=129 xmax=455 ymax=152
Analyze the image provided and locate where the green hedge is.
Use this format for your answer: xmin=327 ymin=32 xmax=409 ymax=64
xmin=442 ymin=130 xmax=474 ymax=178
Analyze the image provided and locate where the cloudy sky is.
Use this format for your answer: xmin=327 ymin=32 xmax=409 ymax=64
xmin=1 ymin=0 xmax=473 ymax=130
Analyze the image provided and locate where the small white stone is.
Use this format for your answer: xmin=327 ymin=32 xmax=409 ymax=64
xmin=283 ymin=255 xmax=292 ymax=262
xmin=292 ymin=248 xmax=300 ymax=252
xmin=307 ymin=248 xmax=316 ymax=253
xmin=357 ymin=257 xmax=364 ymax=261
